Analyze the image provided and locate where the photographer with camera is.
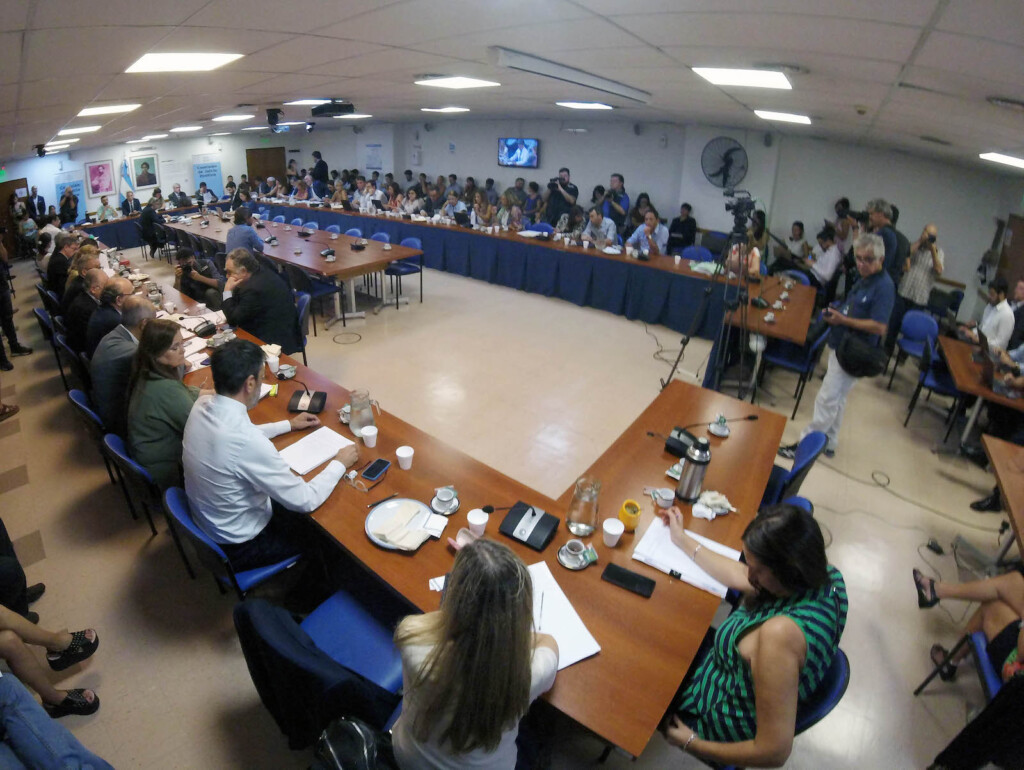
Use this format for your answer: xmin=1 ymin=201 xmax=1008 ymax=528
xmin=544 ymin=167 xmax=578 ymax=227
xmin=601 ymin=173 xmax=630 ymax=234
xmin=885 ymin=223 xmax=944 ymax=351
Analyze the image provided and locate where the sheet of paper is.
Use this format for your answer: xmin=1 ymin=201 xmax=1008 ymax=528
xmin=186 ymin=352 xmax=210 ymax=371
xmin=529 ymin=562 xmax=600 ymax=670
xmin=259 ymin=383 xmax=273 ymax=400
xmin=429 ymin=575 xmax=446 ymax=592
xmin=278 ymin=426 xmax=354 ymax=475
xmin=183 ymin=337 xmax=207 ymax=357
xmin=631 ymin=518 xmax=741 ymax=597
xmin=422 ymin=513 xmax=449 ymax=538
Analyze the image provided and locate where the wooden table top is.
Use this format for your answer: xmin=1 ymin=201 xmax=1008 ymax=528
xmin=981 ymin=435 xmax=1024 ymax=553
xmin=724 ymin=275 xmax=817 ymax=345
xmin=164 ymin=218 xmax=420 ymax=281
xmin=939 ymin=336 xmax=1024 ymax=412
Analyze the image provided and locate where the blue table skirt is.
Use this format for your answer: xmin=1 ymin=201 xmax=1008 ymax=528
xmin=83 ymin=204 xmax=224 ymax=251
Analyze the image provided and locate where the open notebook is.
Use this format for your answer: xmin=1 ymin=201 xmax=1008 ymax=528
xmin=278 ymin=426 xmax=354 ymax=475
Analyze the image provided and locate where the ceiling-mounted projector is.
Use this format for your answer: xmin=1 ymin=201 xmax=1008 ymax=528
xmin=311 ymin=101 xmax=355 ymax=118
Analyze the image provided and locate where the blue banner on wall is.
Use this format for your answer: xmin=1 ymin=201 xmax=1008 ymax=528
xmin=192 ymin=162 xmax=223 ymax=199
xmin=54 ymin=179 xmax=86 ymax=223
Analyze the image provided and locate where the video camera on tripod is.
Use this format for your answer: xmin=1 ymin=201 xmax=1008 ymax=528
xmin=723 ymin=188 xmax=755 ymax=245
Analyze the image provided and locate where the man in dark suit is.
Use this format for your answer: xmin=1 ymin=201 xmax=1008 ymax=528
xmin=120 ymin=191 xmax=142 ymax=217
xmin=139 ymin=198 xmax=165 ymax=258
xmin=25 ymin=187 xmax=45 ymax=222
xmin=311 ymin=151 xmax=329 ymax=185
xmin=46 ymin=234 xmax=76 ymax=301
xmin=222 ymin=249 xmax=302 ymax=354
xmin=85 ymin=278 xmax=132 ymax=358
xmin=91 ymin=297 xmax=155 ymax=435
xmin=1007 ymin=278 xmax=1024 ymax=352
xmin=66 ymin=269 xmax=108 ymax=354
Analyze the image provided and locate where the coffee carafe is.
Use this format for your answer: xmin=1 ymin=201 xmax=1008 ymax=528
xmin=676 ymin=438 xmax=711 ymax=502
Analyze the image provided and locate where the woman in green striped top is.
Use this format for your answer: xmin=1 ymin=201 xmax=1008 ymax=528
xmin=663 ymin=503 xmax=847 ymax=767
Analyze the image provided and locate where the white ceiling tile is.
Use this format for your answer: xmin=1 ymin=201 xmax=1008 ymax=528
xmin=30 ymin=0 xmax=209 ymax=28
xmin=936 ymin=0 xmax=1024 ymax=48
xmin=0 ymin=1 xmax=30 ymax=32
xmin=23 ymin=27 xmax=170 ymax=79
xmin=0 ymin=33 xmax=22 ymax=85
xmin=914 ymin=32 xmax=1024 ymax=90
xmin=183 ymin=0 xmax=398 ymax=35
xmin=576 ymin=0 xmax=939 ymax=26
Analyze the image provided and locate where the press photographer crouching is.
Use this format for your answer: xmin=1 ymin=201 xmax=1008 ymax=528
xmin=174 ymin=248 xmax=224 ymax=310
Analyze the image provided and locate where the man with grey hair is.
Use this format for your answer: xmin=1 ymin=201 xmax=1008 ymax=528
xmin=91 ymin=296 xmax=156 ymax=435
xmin=66 ymin=268 xmax=108 ymax=354
xmin=222 ymin=248 xmax=303 ymax=353
xmin=779 ymin=233 xmax=895 ymax=458
xmin=85 ymin=277 xmax=133 ymax=357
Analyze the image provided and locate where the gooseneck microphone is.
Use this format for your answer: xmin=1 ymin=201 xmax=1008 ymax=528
xmin=680 ymin=414 xmax=759 ymax=431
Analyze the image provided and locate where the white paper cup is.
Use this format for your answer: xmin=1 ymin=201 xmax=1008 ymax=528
xmin=467 ymin=508 xmax=488 ymax=536
xmin=396 ymin=445 xmax=414 ymax=470
xmin=163 ymin=301 xmax=175 ymax=313
xmin=602 ymin=518 xmax=625 ymax=547
xmin=674 ymin=254 xmax=681 ymax=266
xmin=361 ymin=425 xmax=378 ymax=448
xmin=266 ymin=354 xmax=279 ymax=373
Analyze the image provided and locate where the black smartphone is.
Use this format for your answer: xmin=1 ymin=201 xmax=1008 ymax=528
xmin=361 ymin=459 xmax=391 ymax=481
xmin=601 ymin=563 xmax=656 ymax=598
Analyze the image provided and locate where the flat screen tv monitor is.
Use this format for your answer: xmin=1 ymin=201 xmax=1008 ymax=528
xmin=498 ymin=137 xmax=539 ymax=168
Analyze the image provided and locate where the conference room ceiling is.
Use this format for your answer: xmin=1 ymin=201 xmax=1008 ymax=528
xmin=2 ymin=0 xmax=1022 ymax=172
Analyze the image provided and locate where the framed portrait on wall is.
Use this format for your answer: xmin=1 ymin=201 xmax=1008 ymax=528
xmin=132 ymin=154 xmax=159 ymax=189
xmin=85 ymin=160 xmax=115 ymax=196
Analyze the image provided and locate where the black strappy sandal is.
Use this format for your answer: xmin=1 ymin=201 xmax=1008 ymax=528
xmin=47 ymin=630 xmax=99 ymax=671
xmin=913 ymin=568 xmax=939 ymax=609
xmin=44 ymin=689 xmax=99 ymax=718
xmin=930 ymin=644 xmax=959 ymax=682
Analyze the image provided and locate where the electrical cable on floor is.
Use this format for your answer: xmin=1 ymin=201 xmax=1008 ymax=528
xmin=641 ymin=320 xmax=711 ymax=381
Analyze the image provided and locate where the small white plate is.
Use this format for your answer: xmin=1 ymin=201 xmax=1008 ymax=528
xmin=365 ymin=498 xmax=432 ymax=550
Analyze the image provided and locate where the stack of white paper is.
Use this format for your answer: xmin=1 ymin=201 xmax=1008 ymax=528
xmin=631 ymin=518 xmax=741 ymax=597
xmin=278 ymin=426 xmax=354 ymax=474
xmin=529 ymin=562 xmax=600 ymax=670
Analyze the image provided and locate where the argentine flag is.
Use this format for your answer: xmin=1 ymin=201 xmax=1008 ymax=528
xmin=119 ymin=158 xmax=134 ymax=204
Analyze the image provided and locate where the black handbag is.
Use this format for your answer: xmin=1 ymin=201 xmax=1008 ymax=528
xmin=313 ymin=717 xmax=397 ymax=770
xmin=835 ymin=333 xmax=887 ymax=378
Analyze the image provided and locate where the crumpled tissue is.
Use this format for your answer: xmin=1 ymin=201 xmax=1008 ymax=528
xmin=691 ymin=490 xmax=736 ymax=521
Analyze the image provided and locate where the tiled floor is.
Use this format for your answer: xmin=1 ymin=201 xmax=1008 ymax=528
xmin=2 ymin=249 xmax=1012 ymax=767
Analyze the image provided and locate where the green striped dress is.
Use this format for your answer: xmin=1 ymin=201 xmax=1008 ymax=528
xmin=677 ymin=565 xmax=848 ymax=743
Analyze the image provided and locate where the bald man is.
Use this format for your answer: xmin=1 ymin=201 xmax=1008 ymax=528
xmin=85 ymin=277 xmax=133 ymax=357
xmin=66 ymin=268 xmax=108 ymax=354
xmin=887 ymin=222 xmax=944 ymax=350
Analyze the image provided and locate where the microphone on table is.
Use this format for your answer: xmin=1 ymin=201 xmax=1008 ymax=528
xmin=680 ymin=414 xmax=759 ymax=431
xmin=287 ymin=378 xmax=327 ymax=414
xmin=665 ymin=415 xmax=758 ymax=457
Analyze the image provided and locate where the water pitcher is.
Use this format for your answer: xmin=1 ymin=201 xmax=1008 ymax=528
xmin=566 ymin=476 xmax=601 ymax=536
xmin=348 ymin=389 xmax=379 ymax=437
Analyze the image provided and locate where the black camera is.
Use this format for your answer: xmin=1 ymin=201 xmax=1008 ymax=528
xmin=838 ymin=208 xmax=868 ymax=224
xmin=548 ymin=178 xmax=560 ymax=190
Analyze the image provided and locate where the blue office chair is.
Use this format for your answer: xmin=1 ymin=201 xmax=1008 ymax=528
xmin=781 ymin=496 xmax=814 ymax=515
xmin=345 ymin=228 xmax=362 ymax=238
xmin=272 ymin=215 xmax=286 ymax=223
xmin=681 ymin=245 xmax=713 ymax=262
xmin=304 ymin=221 xmax=319 ymax=231
xmin=101 ymin=434 xmax=160 ymax=537
xmin=385 ymin=237 xmax=423 ymax=310
xmin=904 ymin=338 xmax=961 ymax=440
xmin=32 ymin=307 xmax=53 ymax=344
xmin=949 ymin=290 xmax=965 ymax=316
xmin=67 ymin=390 xmax=117 ymax=486
xmin=325 ymin=224 xmax=341 ymax=234
xmin=233 ymin=590 xmax=405 ymax=749
xmin=759 ymin=327 xmax=831 ymax=419
xmin=887 ymin=310 xmax=939 ymax=389
xmin=285 ymin=267 xmax=344 ymax=334
xmin=162 ymin=487 xmax=300 ymax=599
xmin=54 ymin=333 xmax=88 ymax=391
xmin=782 ymin=269 xmax=811 ymax=286
xmin=369 ymin=232 xmax=390 ymax=244
xmin=762 ymin=431 xmax=828 ymax=507
xmin=533 ymin=222 xmax=555 ymax=235
xmin=915 ymin=631 xmax=1001 ymax=702
xmin=295 ymin=291 xmax=311 ymax=366
xmin=287 ymin=217 xmax=302 ymax=227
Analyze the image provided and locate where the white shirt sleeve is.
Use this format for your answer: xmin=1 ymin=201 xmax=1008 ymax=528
xmin=233 ymin=431 xmax=347 ymax=513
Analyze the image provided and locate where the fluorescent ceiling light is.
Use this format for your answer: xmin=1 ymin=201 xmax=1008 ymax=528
xmin=693 ymin=67 xmax=792 ymax=89
xmin=142 ymin=133 xmax=167 ymax=140
xmin=44 ymin=144 xmax=71 ymax=151
xmin=277 ymin=121 xmax=305 ymax=126
xmin=491 ymin=48 xmax=650 ymax=104
xmin=421 ymin=106 xmax=470 ymax=113
xmin=980 ymin=152 xmax=1024 ymax=170
xmin=57 ymin=126 xmax=100 ymax=136
xmin=333 ymin=113 xmax=372 ymax=119
xmin=210 ymin=132 xmax=231 ymax=136
xmin=556 ymin=101 xmax=613 ymax=110
xmin=170 ymin=125 xmax=202 ymax=132
xmin=414 ymin=76 xmax=500 ymax=90
xmin=241 ymin=126 xmax=266 ymax=131
xmin=754 ymin=109 xmax=811 ymax=124
xmin=126 ymin=139 xmax=147 ymax=144
xmin=45 ymin=138 xmax=79 ymax=146
xmin=77 ymin=103 xmax=140 ymax=117
xmin=284 ymin=99 xmax=331 ymax=106
xmin=126 ymin=53 xmax=242 ymax=73
xmin=212 ymin=114 xmax=254 ymax=122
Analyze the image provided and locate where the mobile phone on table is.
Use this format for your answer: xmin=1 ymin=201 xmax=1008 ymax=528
xmin=361 ymin=459 xmax=391 ymax=482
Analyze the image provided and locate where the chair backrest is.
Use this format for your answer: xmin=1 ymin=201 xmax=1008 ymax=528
xmin=370 ymin=232 xmax=390 ymax=244
xmin=794 ymin=648 xmax=850 ymax=733
xmin=272 ymin=215 xmax=286 ymax=223
xmin=325 ymin=224 xmax=341 ymax=234
xmin=533 ymin=222 xmax=554 ymax=235
xmin=802 ymin=327 xmax=830 ymax=366
xmin=201 ymin=237 xmax=220 ymax=263
xmin=67 ymin=389 xmax=105 ymax=436
xmin=303 ymin=221 xmax=319 ymax=231
xmin=290 ymin=217 xmax=304 ymax=227
xmin=345 ymin=228 xmax=362 ymax=238
xmin=901 ymin=309 xmax=939 ymax=343
xmin=399 ymin=237 xmax=421 ymax=250
xmin=682 ymin=245 xmax=713 ymax=262
xmin=163 ymin=487 xmax=231 ymax=564
xmin=46 ymin=289 xmax=61 ymax=315
xmin=103 ymin=433 xmax=159 ymax=498
xmin=295 ymin=291 xmax=311 ymax=347
xmin=780 ymin=431 xmax=828 ymax=500
xmin=36 ymin=283 xmax=57 ymax=315
xmin=949 ymin=290 xmax=965 ymax=314
xmin=55 ymin=333 xmax=88 ymax=387
xmin=33 ymin=307 xmax=53 ymax=341
xmin=700 ymin=231 xmax=728 ymax=256
xmin=782 ymin=270 xmax=811 ymax=286
xmin=781 ymin=496 xmax=814 ymax=515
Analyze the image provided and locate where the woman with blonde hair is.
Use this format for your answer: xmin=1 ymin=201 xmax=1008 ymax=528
xmin=392 ymin=540 xmax=558 ymax=768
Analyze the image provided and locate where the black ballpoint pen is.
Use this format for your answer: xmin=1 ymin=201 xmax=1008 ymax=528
xmin=367 ymin=492 xmax=397 ymax=508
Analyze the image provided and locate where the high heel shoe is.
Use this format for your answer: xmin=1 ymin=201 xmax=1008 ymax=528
xmin=913 ymin=568 xmax=939 ymax=609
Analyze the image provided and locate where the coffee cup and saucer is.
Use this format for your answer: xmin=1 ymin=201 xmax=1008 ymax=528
xmin=764 ymin=312 xmax=776 ymax=323
xmin=430 ymin=486 xmax=460 ymax=515
xmin=557 ymin=539 xmax=593 ymax=571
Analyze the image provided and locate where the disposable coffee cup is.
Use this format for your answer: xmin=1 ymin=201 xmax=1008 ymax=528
xmin=361 ymin=425 xmax=378 ymax=448
xmin=467 ymin=508 xmax=488 ymax=536
xmin=674 ymin=254 xmax=681 ymax=266
xmin=266 ymin=354 xmax=279 ymax=374
xmin=163 ymin=301 xmax=175 ymax=313
xmin=602 ymin=518 xmax=625 ymax=547
xmin=396 ymin=445 xmax=414 ymax=470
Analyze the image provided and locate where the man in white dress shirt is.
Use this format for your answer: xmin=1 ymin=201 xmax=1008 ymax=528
xmin=962 ymin=275 xmax=1014 ymax=351
xmin=182 ymin=339 xmax=359 ymax=570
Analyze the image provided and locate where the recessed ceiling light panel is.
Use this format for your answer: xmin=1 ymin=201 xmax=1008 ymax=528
xmin=421 ymin=107 xmax=471 ymax=113
xmin=212 ymin=114 xmax=255 ymax=122
xmin=77 ymin=104 xmax=141 ymax=117
xmin=126 ymin=53 xmax=242 ymax=73
xmin=333 ymin=113 xmax=372 ymax=119
xmin=45 ymin=138 xmax=79 ymax=145
xmin=57 ymin=126 xmax=101 ymax=136
xmin=556 ymin=101 xmax=613 ymax=110
xmin=754 ymin=109 xmax=811 ymax=124
xmin=414 ymin=76 xmax=500 ymax=89
xmin=210 ymin=132 xmax=231 ymax=136
xmin=284 ymin=99 xmax=332 ymax=106
xmin=693 ymin=68 xmax=791 ymax=89
xmin=170 ymin=126 xmax=202 ymax=132
xmin=241 ymin=126 xmax=266 ymax=131
xmin=980 ymin=152 xmax=1024 ymax=170
xmin=142 ymin=134 xmax=168 ymax=140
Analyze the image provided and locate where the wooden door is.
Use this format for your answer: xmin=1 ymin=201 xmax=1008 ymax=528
xmin=0 ymin=177 xmax=29 ymax=258
xmin=245 ymin=147 xmax=287 ymax=188
xmin=998 ymin=213 xmax=1024 ymax=286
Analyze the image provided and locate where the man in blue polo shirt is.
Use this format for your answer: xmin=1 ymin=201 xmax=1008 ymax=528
xmin=602 ymin=173 xmax=630 ymax=234
xmin=779 ymin=232 xmax=895 ymax=459
xmin=225 ymin=207 xmax=265 ymax=258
